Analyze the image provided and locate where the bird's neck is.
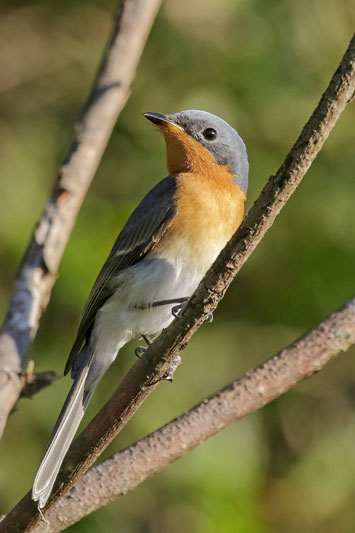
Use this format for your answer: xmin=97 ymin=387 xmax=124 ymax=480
xmin=163 ymin=128 xmax=233 ymax=180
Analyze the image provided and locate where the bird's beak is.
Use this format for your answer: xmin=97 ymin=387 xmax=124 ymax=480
xmin=144 ymin=112 xmax=183 ymax=133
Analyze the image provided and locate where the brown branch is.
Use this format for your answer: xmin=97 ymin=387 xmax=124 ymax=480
xmin=27 ymin=297 xmax=355 ymax=531
xmin=0 ymin=0 xmax=162 ymax=439
xmin=19 ymin=362 xmax=59 ymax=400
xmin=1 ymin=32 xmax=354 ymax=533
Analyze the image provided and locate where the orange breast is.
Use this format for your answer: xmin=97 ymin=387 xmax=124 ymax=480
xmin=151 ymin=118 xmax=246 ymax=273
xmin=154 ymin=166 xmax=245 ymax=272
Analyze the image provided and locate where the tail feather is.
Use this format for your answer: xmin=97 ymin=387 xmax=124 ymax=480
xmin=32 ymin=358 xmax=95 ymax=509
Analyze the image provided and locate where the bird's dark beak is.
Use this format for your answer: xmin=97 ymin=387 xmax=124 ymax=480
xmin=144 ymin=112 xmax=183 ymax=132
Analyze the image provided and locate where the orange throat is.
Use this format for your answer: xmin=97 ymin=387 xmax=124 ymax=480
xmin=161 ymin=124 xmax=227 ymax=177
xmin=154 ymin=124 xmax=246 ymax=272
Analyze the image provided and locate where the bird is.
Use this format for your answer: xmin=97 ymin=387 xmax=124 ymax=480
xmin=32 ymin=109 xmax=249 ymax=509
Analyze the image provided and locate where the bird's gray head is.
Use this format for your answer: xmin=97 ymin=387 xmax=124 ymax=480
xmin=145 ymin=109 xmax=249 ymax=195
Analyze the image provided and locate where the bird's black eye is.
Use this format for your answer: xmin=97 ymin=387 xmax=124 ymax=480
xmin=202 ymin=128 xmax=217 ymax=141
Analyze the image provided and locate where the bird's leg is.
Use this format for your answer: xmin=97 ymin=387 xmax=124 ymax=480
xmin=134 ymin=296 xmax=211 ymax=380
xmin=135 ymin=334 xmax=153 ymax=358
xmin=135 ymin=333 xmax=181 ymax=382
xmin=135 ymin=297 xmax=193 ymax=320
xmin=136 ymin=297 xmax=189 ymax=311
xmin=172 ymin=302 xmax=186 ymax=318
xmin=151 ymin=297 xmax=190 ymax=320
xmin=137 ymin=296 xmax=214 ymax=322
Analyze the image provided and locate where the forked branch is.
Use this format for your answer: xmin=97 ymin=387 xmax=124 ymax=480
xmin=0 ymin=0 xmax=162 ymax=439
xmin=1 ymin=32 xmax=353 ymax=533
xmin=33 ymin=297 xmax=355 ymax=531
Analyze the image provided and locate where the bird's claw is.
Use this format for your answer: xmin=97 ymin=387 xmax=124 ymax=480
xmin=172 ymin=303 xmax=185 ymax=318
xmin=135 ymin=333 xmax=153 ymax=358
xmin=135 ymin=346 xmax=147 ymax=358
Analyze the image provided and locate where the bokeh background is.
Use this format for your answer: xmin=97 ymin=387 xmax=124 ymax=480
xmin=0 ymin=0 xmax=354 ymax=531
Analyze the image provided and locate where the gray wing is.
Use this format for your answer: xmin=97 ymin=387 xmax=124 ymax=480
xmin=64 ymin=176 xmax=178 ymax=375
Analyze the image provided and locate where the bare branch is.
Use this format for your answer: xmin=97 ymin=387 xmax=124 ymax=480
xmin=20 ymin=361 xmax=59 ymax=400
xmin=1 ymin=33 xmax=353 ymax=533
xmin=0 ymin=0 xmax=162 ymax=438
xmin=29 ymin=297 xmax=355 ymax=531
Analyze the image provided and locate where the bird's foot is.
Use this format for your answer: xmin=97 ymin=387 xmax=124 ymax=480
xmin=135 ymin=333 xmax=182 ymax=382
xmin=135 ymin=334 xmax=153 ymax=358
xmin=136 ymin=297 xmax=189 ymax=310
xmin=172 ymin=302 xmax=186 ymax=318
xmin=136 ymin=297 xmax=191 ymax=319
xmin=135 ymin=346 xmax=147 ymax=358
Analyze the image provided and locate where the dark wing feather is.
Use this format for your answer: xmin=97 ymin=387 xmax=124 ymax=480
xmin=64 ymin=176 xmax=177 ymax=375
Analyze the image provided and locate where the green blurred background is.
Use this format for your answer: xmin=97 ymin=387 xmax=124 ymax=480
xmin=0 ymin=0 xmax=354 ymax=531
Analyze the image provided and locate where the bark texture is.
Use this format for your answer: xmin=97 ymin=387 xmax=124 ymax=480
xmin=0 ymin=0 xmax=162 ymax=439
xmin=1 ymin=32 xmax=353 ymax=533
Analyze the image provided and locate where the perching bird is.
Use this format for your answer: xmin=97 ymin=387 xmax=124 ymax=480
xmin=32 ymin=110 xmax=249 ymax=508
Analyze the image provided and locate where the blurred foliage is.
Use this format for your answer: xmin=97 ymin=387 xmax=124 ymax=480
xmin=0 ymin=0 xmax=354 ymax=531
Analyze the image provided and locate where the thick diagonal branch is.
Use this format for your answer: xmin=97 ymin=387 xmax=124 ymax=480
xmin=1 ymin=33 xmax=353 ymax=533
xmin=29 ymin=297 xmax=355 ymax=531
xmin=0 ymin=0 xmax=162 ymax=439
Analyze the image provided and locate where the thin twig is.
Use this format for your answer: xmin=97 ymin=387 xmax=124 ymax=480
xmin=1 ymin=32 xmax=354 ymax=533
xmin=20 ymin=367 xmax=59 ymax=400
xmin=0 ymin=0 xmax=162 ymax=439
xmin=29 ymin=297 xmax=355 ymax=531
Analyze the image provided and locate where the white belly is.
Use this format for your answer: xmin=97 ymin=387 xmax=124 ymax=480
xmin=90 ymin=235 xmax=223 ymax=363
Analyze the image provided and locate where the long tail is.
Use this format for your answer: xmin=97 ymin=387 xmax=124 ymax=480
xmin=32 ymin=352 xmax=96 ymax=509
